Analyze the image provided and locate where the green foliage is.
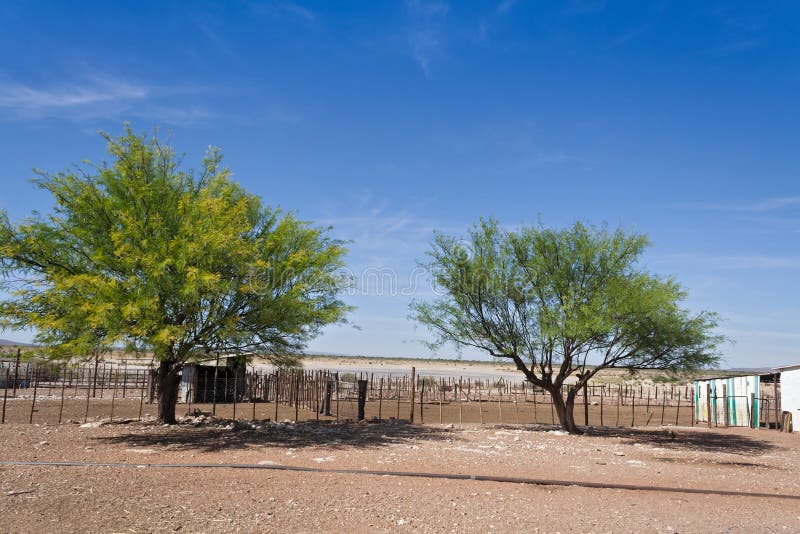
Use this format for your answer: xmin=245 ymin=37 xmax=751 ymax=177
xmin=412 ymin=218 xmax=723 ymax=432
xmin=652 ymin=374 xmax=682 ymax=383
xmin=0 ymin=126 xmax=351 ymax=371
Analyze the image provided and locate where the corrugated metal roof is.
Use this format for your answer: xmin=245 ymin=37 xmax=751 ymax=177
xmin=773 ymin=363 xmax=800 ymax=372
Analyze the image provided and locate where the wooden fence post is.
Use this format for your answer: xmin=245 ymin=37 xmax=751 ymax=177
xmin=583 ymin=382 xmax=589 ymax=426
xmin=478 ymin=388 xmax=484 ymax=425
xmin=409 ymin=367 xmax=416 ymax=423
xmin=83 ymin=367 xmax=92 ymax=423
xmin=212 ymin=354 xmax=220 ymax=416
xmin=419 ymin=378 xmax=425 ymax=423
xmin=439 ymin=379 xmax=444 ymax=424
xmin=28 ymin=368 xmax=38 ymax=424
xmin=12 ymin=348 xmax=20 ymax=398
xmin=357 ymin=379 xmax=368 ymax=421
xmin=232 ymin=367 xmax=238 ymax=421
xmin=58 ymin=364 xmax=67 ymax=425
xmin=2 ymin=368 xmax=8 ymax=424
xmin=706 ymin=386 xmax=712 ymax=428
xmin=138 ymin=370 xmax=145 ymax=421
xmin=377 ymin=377 xmax=383 ymax=420
xmin=773 ymin=375 xmax=780 ymax=430
xmin=110 ymin=370 xmax=118 ymax=422
xmin=599 ymin=386 xmax=603 ymax=427
xmin=722 ymin=383 xmax=728 ymax=428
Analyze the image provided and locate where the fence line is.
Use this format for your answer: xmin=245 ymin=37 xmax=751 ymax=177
xmin=0 ymin=358 xmax=783 ymax=430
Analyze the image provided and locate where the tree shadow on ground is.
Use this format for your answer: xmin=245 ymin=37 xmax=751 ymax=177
xmin=584 ymin=426 xmax=777 ymax=455
xmin=95 ymin=418 xmax=456 ymax=453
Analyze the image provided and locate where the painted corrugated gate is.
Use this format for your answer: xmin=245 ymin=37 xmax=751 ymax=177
xmin=694 ymin=376 xmax=759 ymax=427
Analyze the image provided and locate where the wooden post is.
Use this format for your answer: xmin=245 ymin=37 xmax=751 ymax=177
xmin=514 ymin=389 xmax=520 ymax=424
xmin=294 ymin=373 xmax=299 ymax=422
xmin=83 ymin=367 xmax=92 ymax=423
xmin=674 ymin=396 xmax=681 ymax=426
xmin=722 ymin=383 xmax=728 ymax=428
xmin=478 ymin=388 xmax=484 ymax=424
xmin=773 ymin=374 xmax=780 ymax=430
xmin=1 ymin=368 xmax=8 ymax=424
xmin=110 ymin=370 xmax=119 ymax=422
xmin=439 ymin=379 xmax=443 ymax=424
xmin=212 ymin=354 xmax=220 ymax=416
xmin=251 ymin=372 xmax=257 ymax=421
xmin=498 ymin=384 xmax=503 ymax=424
xmin=599 ymin=386 xmax=604 ymax=427
xmin=378 ymin=377 xmax=384 ymax=420
xmin=706 ymin=386 xmax=712 ymax=428
xmin=631 ymin=395 xmax=635 ymax=427
xmin=58 ymin=364 xmax=67 ymax=425
xmin=533 ymin=387 xmax=538 ymax=424
xmin=92 ymin=357 xmax=100 ymax=398
xmin=357 ymin=379 xmax=368 ymax=421
xmin=335 ymin=373 xmax=340 ymax=421
xmin=12 ymin=348 xmax=21 ymax=398
xmin=275 ymin=371 xmax=281 ymax=421
xmin=660 ymin=391 xmax=666 ymax=426
xmin=749 ymin=392 xmax=756 ymax=428
xmin=322 ymin=376 xmax=333 ymax=416
xmin=583 ymin=382 xmax=589 ymax=426
xmin=233 ymin=367 xmax=239 ymax=421
xmin=409 ymin=367 xmax=416 ymax=423
xmin=396 ymin=381 xmax=401 ymax=420
xmin=28 ymin=368 xmax=38 ymax=424
xmin=616 ymin=385 xmax=621 ymax=427
xmin=458 ymin=379 xmax=464 ymax=424
xmin=419 ymin=378 xmax=425 ymax=423
xmin=138 ymin=369 xmax=145 ymax=421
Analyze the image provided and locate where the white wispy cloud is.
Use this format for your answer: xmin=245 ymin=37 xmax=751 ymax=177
xmin=0 ymin=78 xmax=147 ymax=111
xmin=278 ymin=1 xmax=316 ymax=23
xmin=0 ymin=76 xmax=215 ymax=125
xmin=610 ymin=25 xmax=649 ymax=48
xmin=676 ymin=196 xmax=800 ymax=213
xmin=404 ymin=0 xmax=450 ymax=75
xmin=496 ymin=0 xmax=516 ymax=14
xmin=250 ymin=1 xmax=316 ymax=24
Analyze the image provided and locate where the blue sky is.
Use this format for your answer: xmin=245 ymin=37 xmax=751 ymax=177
xmin=0 ymin=1 xmax=798 ymax=368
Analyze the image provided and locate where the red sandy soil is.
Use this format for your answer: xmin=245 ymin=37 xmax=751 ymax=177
xmin=0 ymin=417 xmax=798 ymax=533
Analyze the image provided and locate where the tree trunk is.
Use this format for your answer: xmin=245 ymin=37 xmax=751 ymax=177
xmin=156 ymin=360 xmax=180 ymax=424
xmin=549 ymin=386 xmax=582 ymax=434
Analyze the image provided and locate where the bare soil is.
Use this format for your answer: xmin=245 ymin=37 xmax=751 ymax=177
xmin=0 ymin=415 xmax=798 ymax=533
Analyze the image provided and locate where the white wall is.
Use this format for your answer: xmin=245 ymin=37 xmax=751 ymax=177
xmin=782 ymin=368 xmax=800 ymax=432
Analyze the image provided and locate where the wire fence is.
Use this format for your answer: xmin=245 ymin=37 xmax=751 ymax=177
xmin=0 ymin=357 xmax=784 ymax=430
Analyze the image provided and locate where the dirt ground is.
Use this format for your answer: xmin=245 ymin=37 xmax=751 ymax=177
xmin=0 ymin=413 xmax=798 ymax=534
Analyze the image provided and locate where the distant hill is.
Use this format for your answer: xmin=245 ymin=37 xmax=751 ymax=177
xmin=0 ymin=339 xmax=34 ymax=347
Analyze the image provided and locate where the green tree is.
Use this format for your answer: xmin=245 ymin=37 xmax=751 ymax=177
xmin=412 ymin=219 xmax=722 ymax=434
xmin=0 ymin=126 xmax=351 ymax=423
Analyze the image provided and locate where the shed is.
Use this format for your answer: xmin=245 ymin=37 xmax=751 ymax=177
xmin=773 ymin=364 xmax=800 ymax=432
xmin=180 ymin=356 xmax=247 ymax=404
xmin=694 ymin=374 xmax=763 ymax=427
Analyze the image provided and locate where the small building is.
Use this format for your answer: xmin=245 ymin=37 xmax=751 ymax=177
xmin=694 ymin=374 xmax=764 ymax=427
xmin=180 ymin=356 xmax=247 ymax=404
xmin=773 ymin=364 xmax=800 ymax=432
